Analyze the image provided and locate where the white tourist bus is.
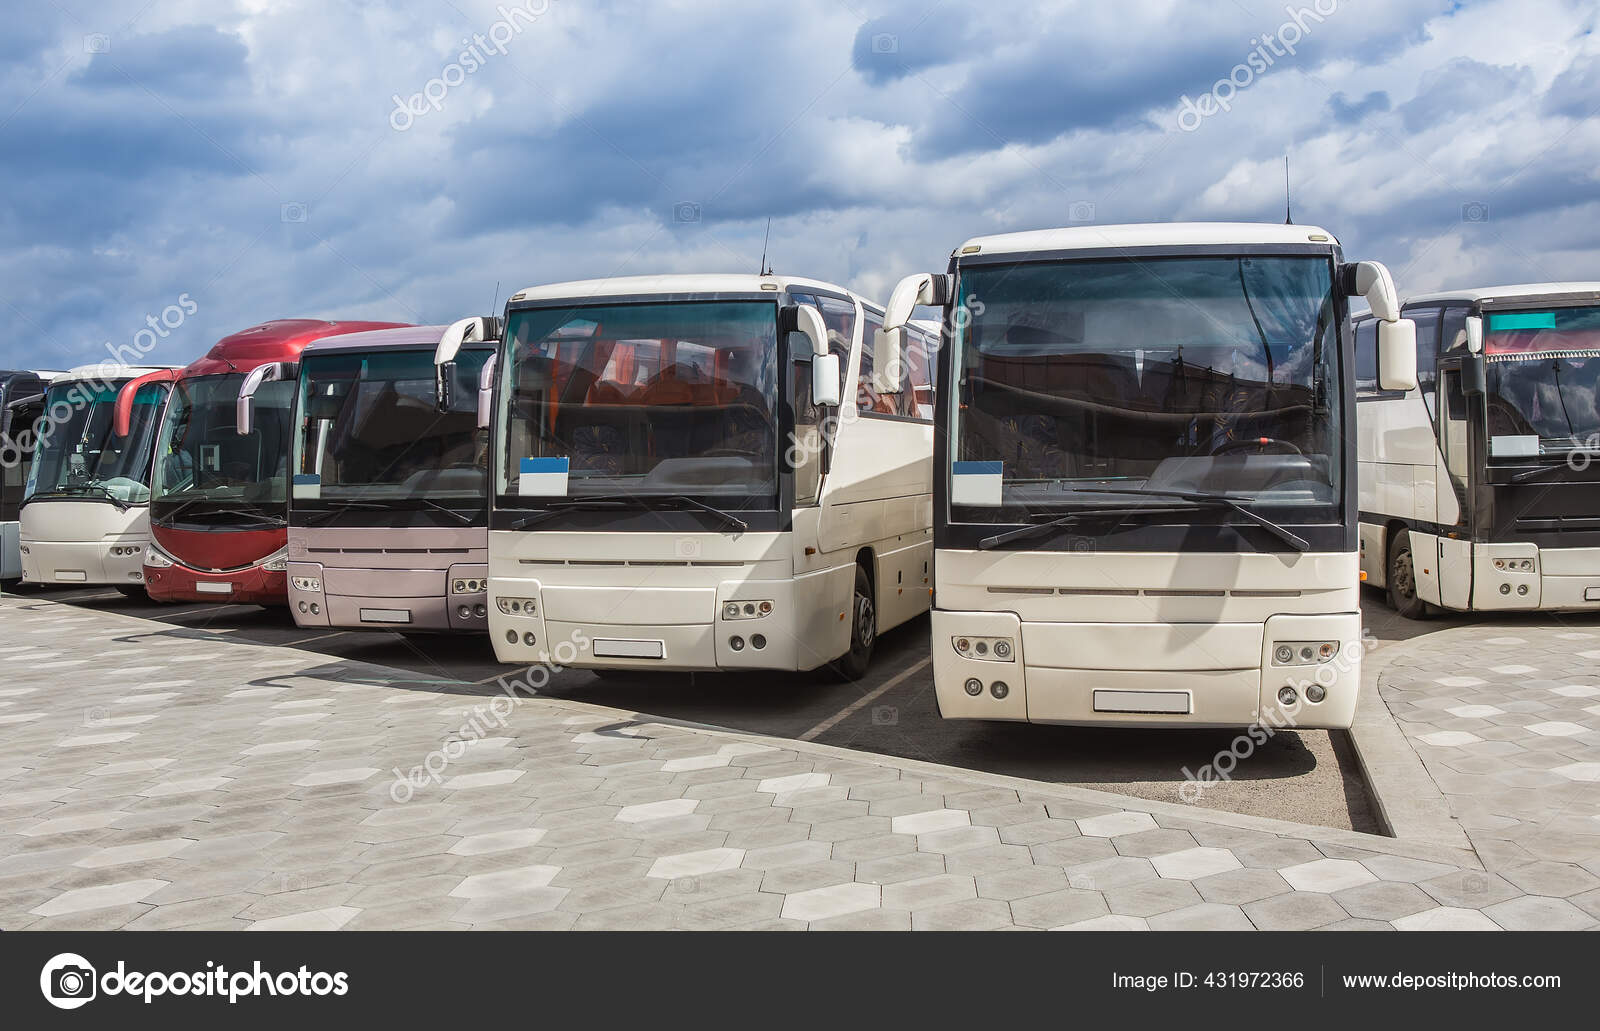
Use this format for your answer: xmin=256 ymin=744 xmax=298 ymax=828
xmin=17 ymin=363 xmax=178 ymax=593
xmin=483 ymin=274 xmax=936 ymax=678
xmin=1356 ymin=283 xmax=1600 ymax=617
xmin=882 ymin=223 xmax=1415 ymax=728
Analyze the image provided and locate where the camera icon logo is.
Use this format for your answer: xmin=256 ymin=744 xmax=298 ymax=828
xmin=84 ymin=33 xmax=111 ymax=54
xmin=673 ymin=201 xmax=701 ymax=224
xmin=281 ymin=202 xmax=309 ymax=223
xmin=674 ymin=537 xmax=703 ymax=559
xmin=871 ymin=32 xmax=898 ymax=54
xmin=1461 ymin=201 xmax=1489 ymax=223
xmin=40 ymin=953 xmax=97 ymax=1010
xmin=871 ymin=705 xmax=898 ymax=726
xmin=1068 ymin=200 xmax=1096 ymax=223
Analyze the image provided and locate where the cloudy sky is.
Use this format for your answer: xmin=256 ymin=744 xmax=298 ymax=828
xmin=1 ymin=0 xmax=1596 ymax=370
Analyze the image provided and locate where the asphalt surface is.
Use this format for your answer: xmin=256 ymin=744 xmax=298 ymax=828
xmin=0 ymin=580 xmax=1464 ymax=834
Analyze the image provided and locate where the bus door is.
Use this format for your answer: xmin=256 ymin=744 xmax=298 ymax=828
xmin=1435 ymin=361 xmax=1474 ymax=609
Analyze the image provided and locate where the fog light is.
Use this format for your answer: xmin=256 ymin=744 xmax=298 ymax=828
xmin=1278 ymin=686 xmax=1298 ymax=707
xmin=458 ymin=605 xmax=471 ymax=619
xmin=474 ymin=604 xmax=486 ymax=618
xmin=990 ymin=681 xmax=1009 ymax=699
xmin=1305 ymin=683 xmax=1327 ymax=703
xmin=297 ymin=601 xmax=307 ymax=613
xmin=1517 ymin=584 xmax=1529 ymax=595
xmin=1274 ymin=644 xmax=1294 ymax=664
xmin=964 ymin=677 xmax=983 ymax=696
xmin=523 ymin=632 xmax=537 ymax=646
xmin=506 ymin=630 xmax=518 ymax=644
xmin=1501 ymin=583 xmax=1512 ymax=595
xmin=724 ymin=602 xmax=740 ymax=619
xmin=309 ymin=603 xmax=320 ymax=615
xmin=730 ymin=636 xmax=744 ymax=651
xmin=993 ymin=640 xmax=1012 ymax=659
xmin=751 ymin=634 xmax=766 ymax=649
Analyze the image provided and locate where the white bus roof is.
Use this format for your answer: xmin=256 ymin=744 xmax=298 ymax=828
xmin=953 ymin=222 xmax=1339 ymax=258
xmin=1403 ymin=283 xmax=1600 ymax=307
xmin=508 ymin=274 xmax=878 ymax=309
xmin=299 ymin=324 xmax=466 ymax=355
xmin=54 ymin=363 xmax=178 ymax=382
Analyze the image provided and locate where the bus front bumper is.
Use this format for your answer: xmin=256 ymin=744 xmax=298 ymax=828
xmin=930 ymin=610 xmax=1362 ymax=729
xmin=19 ymin=537 xmax=151 ymax=588
xmin=286 ymin=561 xmax=489 ymax=633
xmin=1473 ymin=543 xmax=1600 ymax=611
xmin=143 ymin=559 xmax=286 ymax=605
xmin=488 ymin=578 xmax=804 ymax=672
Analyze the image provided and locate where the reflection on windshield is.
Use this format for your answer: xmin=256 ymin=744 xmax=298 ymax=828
xmin=499 ymin=300 xmax=779 ymax=498
xmin=152 ymin=373 xmax=291 ymax=511
xmin=24 ymin=380 xmax=168 ymax=504
xmin=294 ymin=349 xmax=490 ymax=502
xmin=951 ymin=255 xmax=1341 ymax=511
xmin=1485 ymin=306 xmax=1600 ymax=459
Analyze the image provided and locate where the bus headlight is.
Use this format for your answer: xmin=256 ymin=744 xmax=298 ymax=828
xmin=496 ymin=597 xmax=537 ymax=615
xmin=144 ymin=548 xmax=174 ymax=569
xmin=953 ymin=636 xmax=1015 ymax=662
xmin=291 ymin=576 xmax=322 ymax=593
xmin=453 ymin=578 xmax=487 ymax=594
xmin=261 ymin=550 xmax=290 ymax=572
xmin=1270 ymin=641 xmax=1339 ymax=666
xmin=722 ymin=600 xmax=773 ymax=620
xmin=1492 ymin=558 xmax=1535 ymax=572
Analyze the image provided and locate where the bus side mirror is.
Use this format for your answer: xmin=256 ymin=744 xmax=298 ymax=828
xmin=812 ymin=354 xmax=841 ymax=408
xmin=784 ymin=303 xmax=840 ymax=407
xmin=477 ymin=354 xmax=498 ymax=430
xmin=1465 ymin=315 xmax=1483 ymax=354
xmin=1462 ymin=355 xmax=1486 ymax=397
xmin=883 ymin=273 xmax=950 ymax=331
xmin=1377 ymin=319 xmax=1418 ymax=392
xmin=873 ymin=327 xmax=904 ymax=395
xmin=437 ymin=316 xmax=500 ymax=413
xmin=237 ymin=361 xmax=296 ymax=436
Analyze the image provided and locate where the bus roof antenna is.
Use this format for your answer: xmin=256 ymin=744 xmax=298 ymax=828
xmin=1284 ymin=155 xmax=1293 ymax=225
xmin=490 ymin=281 xmax=500 ymax=315
xmin=759 ymin=218 xmax=772 ymax=276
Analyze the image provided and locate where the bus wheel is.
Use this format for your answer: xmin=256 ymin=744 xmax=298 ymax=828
xmin=833 ymin=564 xmax=876 ymax=681
xmin=1386 ymin=533 xmax=1430 ymax=620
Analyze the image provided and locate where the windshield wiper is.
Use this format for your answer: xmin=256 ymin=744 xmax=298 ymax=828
xmin=418 ymin=498 xmax=475 ymax=525
xmin=159 ymin=497 xmax=284 ymax=525
xmin=1082 ymin=486 xmax=1310 ymax=552
xmin=45 ymin=484 xmax=129 ymax=510
xmin=1509 ymin=463 xmax=1570 ymax=484
xmin=301 ymin=500 xmax=388 ymax=526
xmin=978 ymin=506 xmax=1160 ymax=550
xmin=508 ymin=493 xmax=748 ymax=534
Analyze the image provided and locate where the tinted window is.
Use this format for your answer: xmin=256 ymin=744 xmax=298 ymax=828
xmin=1440 ymin=305 xmax=1469 ymax=353
xmin=1407 ymin=306 xmax=1441 ymax=415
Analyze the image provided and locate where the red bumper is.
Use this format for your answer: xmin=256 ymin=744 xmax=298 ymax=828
xmin=144 ymin=561 xmax=287 ymax=605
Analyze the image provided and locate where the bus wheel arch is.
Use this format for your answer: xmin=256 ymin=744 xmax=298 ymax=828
xmin=832 ymin=551 xmax=877 ymax=681
xmin=1385 ymin=523 xmax=1433 ymax=620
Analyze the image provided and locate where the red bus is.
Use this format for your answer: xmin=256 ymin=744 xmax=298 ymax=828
xmin=139 ymin=319 xmax=408 ymax=604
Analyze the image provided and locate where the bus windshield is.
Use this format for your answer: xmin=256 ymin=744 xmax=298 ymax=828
xmin=1484 ymin=305 xmax=1600 ymax=460
xmin=24 ymin=379 xmax=168 ymax=505
xmin=293 ymin=348 xmax=490 ymax=504
xmin=950 ymin=254 xmax=1342 ymax=515
xmin=498 ymin=300 xmax=779 ymax=500
xmin=151 ymin=372 xmax=292 ymax=518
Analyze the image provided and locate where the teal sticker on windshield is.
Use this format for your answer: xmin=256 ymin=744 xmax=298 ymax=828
xmin=1489 ymin=312 xmax=1557 ymax=332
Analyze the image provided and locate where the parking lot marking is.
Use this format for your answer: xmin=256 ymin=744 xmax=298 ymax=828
xmin=798 ymin=656 xmax=931 ymax=742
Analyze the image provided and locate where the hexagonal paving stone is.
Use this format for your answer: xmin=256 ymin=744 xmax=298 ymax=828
xmin=1011 ymin=888 xmax=1110 ymax=929
xmin=1417 ymin=731 xmax=1482 ymax=747
xmin=1278 ymin=858 xmax=1378 ymax=894
xmin=448 ymin=865 xmax=561 ymax=898
xmin=1331 ymin=880 xmax=1436 ymax=922
xmin=1103 ymin=878 xmax=1202 ymax=918
xmin=1481 ymin=894 xmax=1596 ymax=931
xmin=890 ymin=808 xmax=970 ymax=836
xmin=1053 ymin=914 xmax=1148 ymax=931
xmin=882 ymin=874 xmax=976 ymax=912
xmin=780 ymin=881 xmax=880 ymax=922
xmin=1150 ymin=847 xmax=1242 ymax=881
xmin=645 ymin=848 xmax=745 ymax=880
xmin=1500 ymin=860 xmax=1600 ymax=897
xmin=1392 ymin=906 xmax=1500 ymax=931
xmin=1076 ymin=811 xmax=1159 ymax=838
xmin=912 ymin=897 xmax=1014 ymax=931
xmin=1242 ymin=891 xmax=1347 ymax=930
xmin=1193 ymin=867 xmax=1293 ymax=905
xmin=615 ymin=798 xmax=699 ymax=824
xmin=1148 ymin=902 xmax=1254 ymax=931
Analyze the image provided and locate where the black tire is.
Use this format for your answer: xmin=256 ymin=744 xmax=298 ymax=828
xmin=115 ymin=585 xmax=147 ymax=599
xmin=1386 ymin=532 xmax=1431 ymax=620
xmin=832 ymin=563 xmax=876 ymax=681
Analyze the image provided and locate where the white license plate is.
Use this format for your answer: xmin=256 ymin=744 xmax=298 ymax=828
xmin=1093 ymin=689 xmax=1192 ymax=715
xmin=195 ymin=581 xmax=234 ymax=595
xmin=593 ymin=639 xmax=665 ymax=659
xmin=55 ymin=571 xmax=87 ymax=582
xmin=360 ymin=608 xmax=412 ymax=624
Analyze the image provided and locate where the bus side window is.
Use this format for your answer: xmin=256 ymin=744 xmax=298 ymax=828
xmin=1440 ymin=305 xmax=1469 ymax=353
xmin=1407 ymin=306 xmax=1442 ymax=416
xmin=1354 ymin=319 xmax=1378 ymax=395
xmin=788 ymin=330 xmax=823 ymax=506
xmin=1440 ymin=368 xmax=1469 ymax=512
xmin=815 ymin=296 xmax=858 ymax=398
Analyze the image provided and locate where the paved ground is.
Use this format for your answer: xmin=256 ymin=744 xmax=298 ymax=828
xmin=3 ymin=583 xmax=1378 ymax=832
xmin=0 ymin=594 xmax=1580 ymax=930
